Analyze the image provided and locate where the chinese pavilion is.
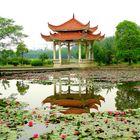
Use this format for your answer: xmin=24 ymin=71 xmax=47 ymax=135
xmin=41 ymin=15 xmax=105 ymax=67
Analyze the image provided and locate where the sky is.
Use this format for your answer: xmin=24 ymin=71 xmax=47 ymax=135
xmin=0 ymin=0 xmax=140 ymax=50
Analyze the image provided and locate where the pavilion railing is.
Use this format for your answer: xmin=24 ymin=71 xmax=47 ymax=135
xmin=61 ymin=59 xmax=78 ymax=64
xmin=80 ymin=59 xmax=93 ymax=64
xmin=53 ymin=59 xmax=93 ymax=65
xmin=53 ymin=59 xmax=60 ymax=64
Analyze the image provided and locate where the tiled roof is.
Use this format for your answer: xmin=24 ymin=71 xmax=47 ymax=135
xmin=89 ymin=25 xmax=98 ymax=33
xmin=41 ymin=32 xmax=105 ymax=41
xmin=48 ymin=16 xmax=90 ymax=31
xmin=41 ymin=15 xmax=105 ymax=41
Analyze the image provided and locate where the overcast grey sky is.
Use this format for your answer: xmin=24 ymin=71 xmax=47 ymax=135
xmin=0 ymin=0 xmax=140 ymax=49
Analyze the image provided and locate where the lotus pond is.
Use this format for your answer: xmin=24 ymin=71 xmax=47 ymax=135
xmin=0 ymin=69 xmax=140 ymax=140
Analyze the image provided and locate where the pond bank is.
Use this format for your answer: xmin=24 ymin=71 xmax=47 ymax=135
xmin=0 ymin=65 xmax=140 ymax=75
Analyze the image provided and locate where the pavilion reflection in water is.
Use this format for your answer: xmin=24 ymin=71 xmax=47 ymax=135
xmin=42 ymin=75 xmax=105 ymax=114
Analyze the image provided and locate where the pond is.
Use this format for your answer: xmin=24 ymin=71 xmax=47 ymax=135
xmin=1 ymin=70 xmax=140 ymax=113
xmin=0 ymin=70 xmax=140 ymax=140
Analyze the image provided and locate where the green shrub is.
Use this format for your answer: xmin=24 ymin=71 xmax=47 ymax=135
xmin=20 ymin=58 xmax=31 ymax=65
xmin=31 ymin=59 xmax=43 ymax=66
xmin=7 ymin=59 xmax=13 ymax=65
xmin=8 ymin=58 xmax=19 ymax=66
xmin=0 ymin=57 xmax=7 ymax=65
xmin=12 ymin=61 xmax=19 ymax=66
xmin=45 ymin=59 xmax=53 ymax=65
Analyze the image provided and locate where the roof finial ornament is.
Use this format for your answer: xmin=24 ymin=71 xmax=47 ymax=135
xmin=73 ymin=13 xmax=75 ymax=19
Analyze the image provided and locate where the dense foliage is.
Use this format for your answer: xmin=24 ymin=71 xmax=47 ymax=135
xmin=31 ymin=59 xmax=43 ymax=66
xmin=0 ymin=49 xmax=15 ymax=65
xmin=93 ymin=36 xmax=116 ymax=65
xmin=0 ymin=17 xmax=28 ymax=66
xmin=115 ymin=20 xmax=140 ymax=65
xmin=0 ymin=16 xmax=27 ymax=50
xmin=93 ymin=20 xmax=140 ymax=65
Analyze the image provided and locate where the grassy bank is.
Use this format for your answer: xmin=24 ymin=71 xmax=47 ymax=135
xmin=1 ymin=62 xmax=140 ymax=68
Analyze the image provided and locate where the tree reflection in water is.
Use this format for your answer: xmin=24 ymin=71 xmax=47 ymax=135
xmin=1 ymin=79 xmax=10 ymax=90
xmin=115 ymin=81 xmax=140 ymax=110
xmin=16 ymin=81 xmax=29 ymax=95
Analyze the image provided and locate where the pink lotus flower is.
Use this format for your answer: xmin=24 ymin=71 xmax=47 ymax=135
xmin=128 ymin=109 xmax=132 ymax=112
xmin=32 ymin=111 xmax=36 ymax=114
xmin=115 ymin=111 xmax=120 ymax=115
xmin=115 ymin=115 xmax=119 ymax=121
xmin=33 ymin=133 xmax=39 ymax=138
xmin=45 ymin=120 xmax=49 ymax=124
xmin=124 ymin=120 xmax=128 ymax=124
xmin=60 ymin=134 xmax=67 ymax=139
xmin=74 ymin=131 xmax=79 ymax=135
xmin=0 ymin=120 xmax=4 ymax=124
xmin=104 ymin=119 xmax=108 ymax=123
xmin=37 ymin=114 xmax=42 ymax=118
xmin=120 ymin=112 xmax=125 ymax=116
xmin=132 ymin=128 xmax=137 ymax=133
xmin=121 ymin=117 xmax=125 ymax=121
xmin=64 ymin=120 xmax=69 ymax=123
xmin=28 ymin=121 xmax=33 ymax=127
xmin=108 ymin=111 xmax=113 ymax=115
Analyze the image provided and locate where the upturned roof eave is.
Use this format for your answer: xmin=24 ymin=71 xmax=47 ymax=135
xmin=48 ymin=16 xmax=90 ymax=32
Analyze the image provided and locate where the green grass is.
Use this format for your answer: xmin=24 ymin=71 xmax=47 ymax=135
xmin=0 ymin=64 xmax=53 ymax=69
xmin=1 ymin=62 xmax=140 ymax=70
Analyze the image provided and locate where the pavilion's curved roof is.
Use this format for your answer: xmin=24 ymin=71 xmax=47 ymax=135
xmin=48 ymin=15 xmax=91 ymax=32
xmin=89 ymin=25 xmax=98 ymax=33
xmin=41 ymin=15 xmax=105 ymax=41
xmin=41 ymin=32 xmax=105 ymax=41
xmin=98 ymin=34 xmax=105 ymax=40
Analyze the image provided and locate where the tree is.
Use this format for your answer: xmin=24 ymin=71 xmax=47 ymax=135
xmin=92 ymin=37 xmax=116 ymax=65
xmin=101 ymin=36 xmax=115 ymax=65
xmin=39 ymin=53 xmax=48 ymax=63
xmin=0 ymin=16 xmax=27 ymax=50
xmin=16 ymin=42 xmax=28 ymax=65
xmin=0 ymin=49 xmax=15 ymax=65
xmin=93 ymin=41 xmax=104 ymax=65
xmin=115 ymin=20 xmax=140 ymax=65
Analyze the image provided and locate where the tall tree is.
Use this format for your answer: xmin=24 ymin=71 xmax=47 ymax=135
xmin=0 ymin=17 xmax=27 ymax=50
xmin=93 ymin=41 xmax=104 ymax=65
xmin=16 ymin=42 xmax=28 ymax=65
xmin=100 ymin=36 xmax=115 ymax=65
xmin=115 ymin=20 xmax=140 ymax=65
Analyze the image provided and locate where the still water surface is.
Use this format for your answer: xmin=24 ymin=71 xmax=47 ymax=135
xmin=0 ymin=73 xmax=140 ymax=112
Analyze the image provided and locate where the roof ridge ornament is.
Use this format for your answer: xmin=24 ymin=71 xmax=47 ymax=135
xmin=73 ymin=13 xmax=75 ymax=19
